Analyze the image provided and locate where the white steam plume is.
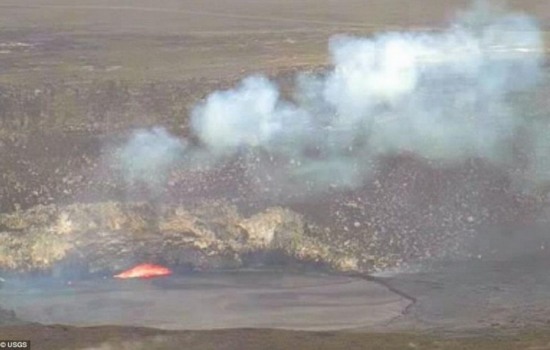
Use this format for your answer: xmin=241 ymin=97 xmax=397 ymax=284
xmin=117 ymin=2 xmax=547 ymax=195
xmin=115 ymin=127 xmax=186 ymax=187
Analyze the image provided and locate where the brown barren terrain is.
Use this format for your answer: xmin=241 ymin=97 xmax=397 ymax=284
xmin=2 ymin=0 xmax=550 ymax=349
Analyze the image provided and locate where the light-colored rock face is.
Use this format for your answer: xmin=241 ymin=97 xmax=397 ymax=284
xmin=0 ymin=201 xmax=355 ymax=275
xmin=4 ymin=171 xmax=541 ymax=276
xmin=239 ymin=208 xmax=303 ymax=248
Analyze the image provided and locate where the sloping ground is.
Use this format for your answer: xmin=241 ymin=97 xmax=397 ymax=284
xmin=2 ymin=160 xmax=549 ymax=276
xmin=0 ymin=200 xmax=359 ymax=275
xmin=0 ymin=306 xmax=25 ymax=326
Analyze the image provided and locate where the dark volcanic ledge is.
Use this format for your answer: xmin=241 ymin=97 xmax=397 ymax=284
xmin=0 ymin=306 xmax=26 ymax=326
xmin=0 ymin=200 xmax=359 ymax=275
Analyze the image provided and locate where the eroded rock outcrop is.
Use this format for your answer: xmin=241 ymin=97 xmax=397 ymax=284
xmin=0 ymin=201 xmax=357 ymax=275
xmin=0 ymin=306 xmax=25 ymax=326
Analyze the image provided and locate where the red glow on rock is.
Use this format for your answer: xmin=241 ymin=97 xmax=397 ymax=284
xmin=113 ymin=263 xmax=172 ymax=279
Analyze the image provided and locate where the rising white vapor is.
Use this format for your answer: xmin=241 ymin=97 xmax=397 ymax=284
xmin=118 ymin=2 xmax=547 ymax=194
xmin=115 ymin=127 xmax=187 ymax=187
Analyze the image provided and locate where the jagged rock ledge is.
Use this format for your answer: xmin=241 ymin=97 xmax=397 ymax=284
xmin=0 ymin=201 xmax=360 ymax=276
xmin=0 ymin=306 xmax=26 ymax=326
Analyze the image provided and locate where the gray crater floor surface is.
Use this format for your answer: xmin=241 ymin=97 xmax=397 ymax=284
xmin=3 ymin=255 xmax=550 ymax=333
xmin=0 ymin=270 xmax=408 ymax=331
xmin=381 ymin=254 xmax=550 ymax=332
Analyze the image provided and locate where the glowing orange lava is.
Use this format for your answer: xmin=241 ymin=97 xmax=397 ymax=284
xmin=113 ymin=263 xmax=172 ymax=279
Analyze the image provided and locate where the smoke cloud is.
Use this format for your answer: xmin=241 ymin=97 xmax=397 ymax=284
xmin=115 ymin=127 xmax=187 ymax=187
xmin=116 ymin=1 xmax=547 ymax=196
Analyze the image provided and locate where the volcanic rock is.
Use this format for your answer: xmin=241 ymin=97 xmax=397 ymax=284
xmin=0 ymin=201 xmax=356 ymax=275
xmin=0 ymin=306 xmax=24 ymax=326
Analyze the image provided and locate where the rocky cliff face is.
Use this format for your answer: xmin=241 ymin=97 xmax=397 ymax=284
xmin=0 ymin=307 xmax=22 ymax=326
xmin=2 ymin=156 xmax=548 ymax=277
xmin=0 ymin=200 xmax=359 ymax=276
